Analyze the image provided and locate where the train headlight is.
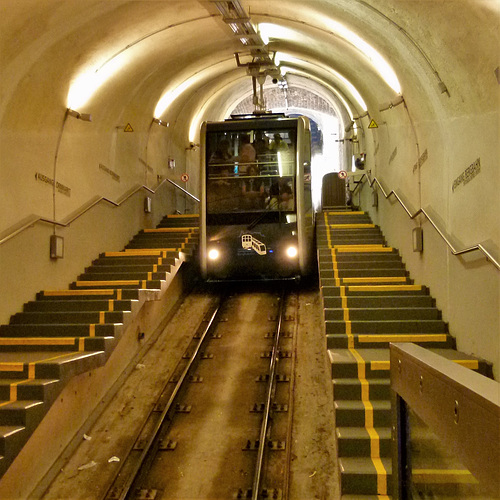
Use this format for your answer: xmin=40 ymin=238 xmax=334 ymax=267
xmin=208 ymin=248 xmax=220 ymax=261
xmin=286 ymin=245 xmax=298 ymax=258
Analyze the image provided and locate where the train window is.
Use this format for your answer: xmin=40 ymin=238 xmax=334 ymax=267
xmin=206 ymin=127 xmax=297 ymax=214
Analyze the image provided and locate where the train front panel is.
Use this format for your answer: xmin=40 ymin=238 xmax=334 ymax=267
xmin=200 ymin=114 xmax=312 ymax=280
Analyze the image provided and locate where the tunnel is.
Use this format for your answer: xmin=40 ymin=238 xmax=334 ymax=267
xmin=0 ymin=1 xmax=498 ymax=498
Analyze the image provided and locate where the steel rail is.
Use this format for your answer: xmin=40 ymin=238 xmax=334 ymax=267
xmin=252 ymin=290 xmax=286 ymax=500
xmin=0 ymin=179 xmax=199 ymax=246
xmin=103 ymin=297 xmax=222 ymax=500
xmin=351 ymin=172 xmax=500 ymax=270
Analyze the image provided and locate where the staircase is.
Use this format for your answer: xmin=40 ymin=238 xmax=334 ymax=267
xmin=0 ymin=214 xmax=199 ymax=479
xmin=316 ymin=209 xmax=491 ymax=499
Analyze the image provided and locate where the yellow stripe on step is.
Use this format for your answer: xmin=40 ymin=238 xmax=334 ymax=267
xmin=0 ymin=338 xmax=76 ymax=346
xmin=326 ymin=211 xmax=365 ymax=215
xmin=144 ymin=227 xmax=194 ymax=233
xmin=373 ymin=457 xmax=388 ymax=495
xmin=329 ymin=223 xmax=375 ymax=229
xmin=348 ymin=285 xmax=422 ymax=292
xmin=43 ymin=289 xmax=115 ymax=296
xmin=336 ymin=247 xmax=394 ymax=253
xmin=358 ymin=334 xmax=448 ymax=343
xmin=342 ymin=277 xmax=407 ymax=284
xmin=0 ymin=363 xmax=24 ymax=372
xmin=76 ymin=280 xmax=139 ymax=287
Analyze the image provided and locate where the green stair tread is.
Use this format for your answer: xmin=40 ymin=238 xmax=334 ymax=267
xmin=340 ymin=456 xmax=392 ymax=474
xmin=329 ymin=347 xmax=481 ymax=364
xmin=341 ymin=496 xmax=392 ymax=500
xmin=0 ymin=350 xmax=103 ymax=364
xmin=10 ymin=312 xmax=130 ymax=324
xmin=329 ymin=348 xmax=390 ymax=364
xmin=0 ymin=400 xmax=44 ymax=410
xmin=335 ymin=400 xmax=391 ymax=411
xmin=333 ymin=377 xmax=389 ymax=386
xmin=337 ymin=426 xmax=391 ymax=440
xmin=0 ymin=426 xmax=25 ymax=438
xmin=0 ymin=378 xmax=59 ymax=386
xmin=23 ymin=300 xmax=137 ymax=312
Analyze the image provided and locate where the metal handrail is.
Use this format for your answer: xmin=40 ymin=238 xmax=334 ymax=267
xmin=351 ymin=171 xmax=500 ymax=271
xmin=166 ymin=178 xmax=200 ymax=203
xmin=0 ymin=178 xmax=200 ymax=246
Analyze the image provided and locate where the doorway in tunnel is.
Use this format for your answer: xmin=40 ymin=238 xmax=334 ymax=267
xmin=276 ymin=109 xmax=342 ymax=211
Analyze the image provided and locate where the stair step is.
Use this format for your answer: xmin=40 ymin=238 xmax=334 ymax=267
xmin=10 ymin=311 xmax=129 ymax=325
xmin=341 ymin=496 xmax=392 ymax=500
xmin=92 ymin=255 xmax=176 ymax=266
xmin=0 ymin=400 xmax=45 ymax=431
xmin=36 ymin=289 xmax=142 ymax=301
xmin=337 ymin=426 xmax=392 ymax=457
xmin=319 ymin=239 xmax=387 ymax=246
xmin=0 ymin=426 xmax=27 ymax=461
xmin=0 ymin=378 xmax=61 ymax=402
xmin=339 ymin=456 xmax=392 ymax=495
xmin=320 ymin=261 xmax=405 ymax=270
xmin=320 ymin=269 xmax=408 ymax=279
xmin=0 ymin=323 xmax=122 ymax=337
xmin=0 ymin=336 xmax=113 ymax=352
xmin=318 ymin=248 xmax=400 ymax=259
xmin=321 ymin=285 xmax=429 ymax=296
xmin=335 ymin=400 xmax=391 ymax=427
xmin=23 ymin=299 xmax=137 ymax=312
xmin=329 ymin=348 xmax=489 ymax=379
xmin=325 ymin=319 xmax=448 ymax=334
xmin=326 ymin=333 xmax=455 ymax=349
xmin=333 ymin=378 xmax=390 ymax=400
xmin=322 ymin=279 xmax=414 ymax=288
xmin=324 ymin=307 xmax=441 ymax=321
xmin=329 ymin=348 xmax=392 ymax=380
xmin=77 ymin=272 xmax=169 ymax=282
xmin=84 ymin=264 xmax=172 ymax=274
xmin=323 ymin=296 xmax=435 ymax=308
xmin=125 ymin=241 xmax=195 ymax=249
xmin=70 ymin=279 xmax=163 ymax=290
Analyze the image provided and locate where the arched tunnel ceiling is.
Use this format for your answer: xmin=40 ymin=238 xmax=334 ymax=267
xmin=1 ymin=0 xmax=498 ymax=139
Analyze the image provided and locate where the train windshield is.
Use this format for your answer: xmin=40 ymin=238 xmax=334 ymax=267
xmin=205 ymin=126 xmax=296 ymax=214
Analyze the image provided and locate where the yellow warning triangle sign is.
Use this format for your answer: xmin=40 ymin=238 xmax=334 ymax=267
xmin=368 ymin=119 xmax=378 ymax=129
xmin=124 ymin=123 xmax=134 ymax=132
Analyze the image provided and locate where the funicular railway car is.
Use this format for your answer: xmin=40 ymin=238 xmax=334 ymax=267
xmin=200 ymin=113 xmax=315 ymax=280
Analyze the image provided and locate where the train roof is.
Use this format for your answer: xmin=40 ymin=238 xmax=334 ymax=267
xmin=205 ymin=114 xmax=306 ymax=132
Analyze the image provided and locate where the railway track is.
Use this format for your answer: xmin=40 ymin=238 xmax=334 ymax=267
xmin=100 ymin=287 xmax=298 ymax=500
xmin=39 ymin=284 xmax=338 ymax=500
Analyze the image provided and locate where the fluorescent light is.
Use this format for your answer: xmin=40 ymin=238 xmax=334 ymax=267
xmin=67 ymin=52 xmax=129 ymax=109
xmin=323 ymin=19 xmax=401 ymax=94
xmin=278 ymin=54 xmax=367 ymax=112
xmin=260 ymin=22 xmax=401 ymax=94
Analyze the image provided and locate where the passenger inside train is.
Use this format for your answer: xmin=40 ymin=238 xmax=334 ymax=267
xmin=206 ymin=127 xmax=296 ymax=213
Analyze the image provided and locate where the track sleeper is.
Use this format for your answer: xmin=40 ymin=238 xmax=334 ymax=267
xmin=158 ymin=439 xmax=177 ymax=450
xmin=133 ymin=489 xmax=159 ymax=500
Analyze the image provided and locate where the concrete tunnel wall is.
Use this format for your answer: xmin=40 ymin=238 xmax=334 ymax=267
xmin=0 ymin=1 xmax=498 ymax=375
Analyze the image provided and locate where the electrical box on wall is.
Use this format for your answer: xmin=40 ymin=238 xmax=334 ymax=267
xmin=50 ymin=235 xmax=64 ymax=259
xmin=144 ymin=196 xmax=152 ymax=213
xmin=413 ymin=227 xmax=423 ymax=252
